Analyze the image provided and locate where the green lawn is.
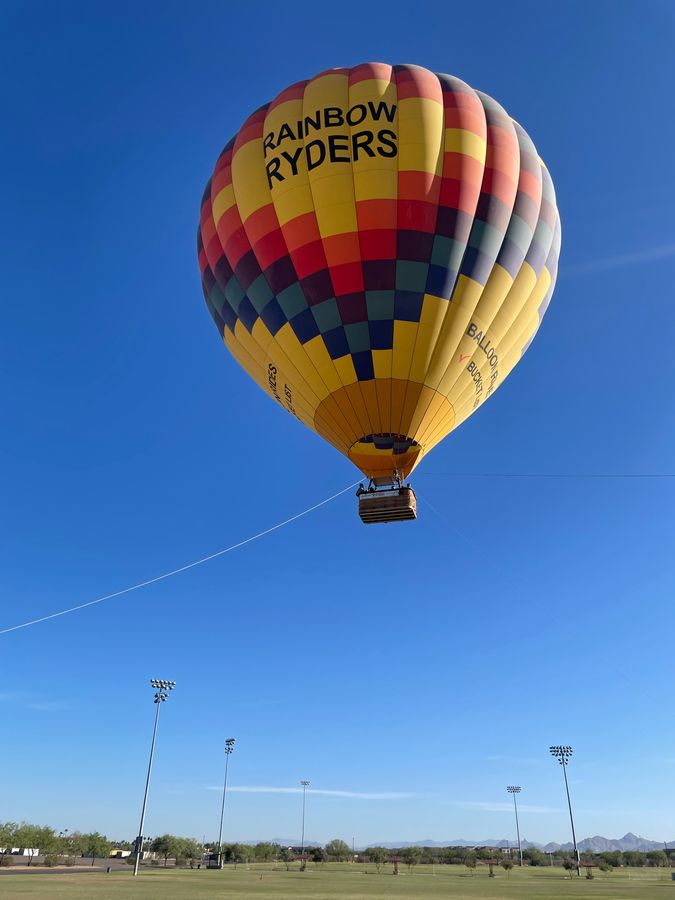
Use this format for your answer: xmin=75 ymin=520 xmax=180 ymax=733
xmin=0 ymin=863 xmax=672 ymax=898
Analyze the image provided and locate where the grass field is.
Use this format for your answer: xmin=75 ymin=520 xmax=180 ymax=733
xmin=0 ymin=863 xmax=672 ymax=899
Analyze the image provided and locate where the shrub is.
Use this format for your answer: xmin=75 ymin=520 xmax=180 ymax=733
xmin=175 ymin=856 xmax=187 ymax=867
xmin=0 ymin=856 xmax=13 ymax=868
xmin=125 ymin=856 xmax=136 ymax=865
xmin=64 ymin=856 xmax=76 ymax=867
xmin=599 ymin=862 xmax=612 ymax=873
xmin=150 ymin=859 xmax=160 ymax=867
xmin=563 ymin=858 xmax=577 ymax=878
xmin=43 ymin=854 xmax=58 ymax=867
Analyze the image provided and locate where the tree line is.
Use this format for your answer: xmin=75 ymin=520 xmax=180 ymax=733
xmin=1 ymin=822 xmax=672 ymax=871
xmin=205 ymin=843 xmax=675 ymax=871
xmin=0 ymin=823 xmax=111 ymax=867
xmin=362 ymin=845 xmax=675 ymax=871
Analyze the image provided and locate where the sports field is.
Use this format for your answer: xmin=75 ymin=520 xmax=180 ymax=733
xmin=0 ymin=864 xmax=671 ymax=898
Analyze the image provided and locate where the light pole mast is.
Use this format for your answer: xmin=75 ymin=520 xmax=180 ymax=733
xmin=549 ymin=745 xmax=580 ymax=876
xmin=216 ymin=738 xmax=235 ymax=868
xmin=133 ymin=679 xmax=175 ymax=877
xmin=300 ymin=780 xmax=310 ymax=871
xmin=506 ymin=786 xmax=523 ymax=866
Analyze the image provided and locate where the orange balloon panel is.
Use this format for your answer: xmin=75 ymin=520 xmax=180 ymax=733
xmin=198 ymin=63 xmax=560 ymax=479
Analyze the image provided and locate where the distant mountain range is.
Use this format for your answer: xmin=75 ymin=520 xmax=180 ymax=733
xmin=252 ymin=832 xmax=670 ymax=853
xmin=256 ymin=839 xmax=322 ymax=849
xmin=367 ymin=833 xmax=671 ymax=853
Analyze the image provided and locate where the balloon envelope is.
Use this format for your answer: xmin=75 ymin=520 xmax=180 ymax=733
xmin=198 ymin=63 xmax=560 ymax=479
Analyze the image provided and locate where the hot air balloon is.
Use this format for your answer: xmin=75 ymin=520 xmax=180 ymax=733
xmin=197 ymin=63 xmax=560 ymax=523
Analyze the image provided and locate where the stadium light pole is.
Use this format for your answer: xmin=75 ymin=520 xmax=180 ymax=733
xmin=133 ymin=679 xmax=176 ymax=877
xmin=216 ymin=738 xmax=236 ymax=868
xmin=506 ymin=786 xmax=523 ymax=866
xmin=549 ymin=745 xmax=580 ymax=876
xmin=300 ymin=780 xmax=310 ymax=871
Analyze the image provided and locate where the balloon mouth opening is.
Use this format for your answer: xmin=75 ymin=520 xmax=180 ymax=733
xmin=348 ymin=434 xmax=421 ymax=480
xmin=357 ymin=433 xmax=419 ymax=454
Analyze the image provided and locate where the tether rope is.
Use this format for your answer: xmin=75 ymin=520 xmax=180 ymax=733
xmin=0 ymin=481 xmax=359 ymax=636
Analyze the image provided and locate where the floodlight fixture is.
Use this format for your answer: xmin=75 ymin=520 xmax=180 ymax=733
xmin=549 ymin=744 xmax=579 ymax=876
xmin=506 ymin=785 xmax=523 ymax=866
xmin=300 ymin=780 xmax=310 ymax=870
xmin=133 ymin=679 xmax=176 ymax=877
xmin=216 ymin=737 xmax=237 ymax=867
xmin=150 ymin=679 xmax=176 ymax=703
xmin=549 ymin=745 xmax=573 ymax=764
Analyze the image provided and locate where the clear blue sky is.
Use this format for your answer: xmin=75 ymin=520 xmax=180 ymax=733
xmin=2 ymin=0 xmax=675 ymax=847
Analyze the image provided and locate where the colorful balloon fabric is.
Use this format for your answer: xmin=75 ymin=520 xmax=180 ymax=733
xmin=198 ymin=63 xmax=560 ymax=480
